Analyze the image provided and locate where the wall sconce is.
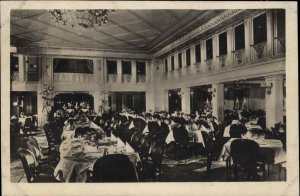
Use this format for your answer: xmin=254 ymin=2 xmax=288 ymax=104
xmin=177 ymin=91 xmax=184 ymax=99
xmin=13 ymin=101 xmax=18 ymax=106
xmin=208 ymin=88 xmax=216 ymax=97
xmin=190 ymin=90 xmax=194 ymax=96
xmin=168 ymin=93 xmax=171 ymax=97
xmin=265 ymin=82 xmax=273 ymax=94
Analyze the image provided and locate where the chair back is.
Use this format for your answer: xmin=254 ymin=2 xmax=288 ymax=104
xmin=230 ymin=139 xmax=262 ymax=167
xmin=130 ymin=131 xmax=143 ymax=151
xmin=173 ymin=126 xmax=189 ymax=144
xmin=229 ymin=124 xmax=247 ymax=138
xmin=17 ymin=148 xmax=38 ymax=182
xmin=201 ymin=131 xmax=214 ymax=155
xmin=27 ymin=140 xmax=42 ymax=160
xmin=92 ymin=154 xmax=138 ymax=182
xmin=139 ymin=134 xmax=152 ymax=158
xmin=149 ymin=141 xmax=165 ymax=164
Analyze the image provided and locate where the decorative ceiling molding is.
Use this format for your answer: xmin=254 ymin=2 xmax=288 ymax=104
xmin=152 ymin=9 xmax=245 ymax=58
xmin=17 ymin=46 xmax=151 ymax=59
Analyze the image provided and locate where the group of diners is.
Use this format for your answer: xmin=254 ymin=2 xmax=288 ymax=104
xmin=13 ymin=107 xmax=286 ymax=182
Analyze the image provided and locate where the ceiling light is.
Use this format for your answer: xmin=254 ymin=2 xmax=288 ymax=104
xmin=49 ymin=9 xmax=114 ymax=29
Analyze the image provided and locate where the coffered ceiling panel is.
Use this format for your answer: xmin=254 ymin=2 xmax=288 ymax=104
xmin=11 ymin=9 xmax=225 ymax=53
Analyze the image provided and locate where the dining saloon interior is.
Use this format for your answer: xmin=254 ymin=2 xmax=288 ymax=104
xmin=9 ymin=9 xmax=287 ymax=183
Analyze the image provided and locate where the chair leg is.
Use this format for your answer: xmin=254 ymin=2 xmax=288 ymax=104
xmin=234 ymin=163 xmax=238 ymax=180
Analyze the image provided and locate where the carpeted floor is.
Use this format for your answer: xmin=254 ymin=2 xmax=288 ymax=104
xmin=10 ymin=128 xmax=286 ymax=183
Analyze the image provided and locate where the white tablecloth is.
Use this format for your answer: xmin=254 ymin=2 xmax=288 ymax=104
xmin=218 ymin=138 xmax=286 ymax=164
xmin=54 ymin=136 xmax=140 ymax=182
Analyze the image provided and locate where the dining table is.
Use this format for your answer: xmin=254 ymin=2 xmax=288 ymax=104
xmin=218 ymin=138 xmax=286 ymax=164
xmin=54 ymin=123 xmax=140 ymax=182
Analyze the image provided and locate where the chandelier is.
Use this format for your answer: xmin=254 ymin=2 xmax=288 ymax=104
xmin=49 ymin=9 xmax=114 ymax=28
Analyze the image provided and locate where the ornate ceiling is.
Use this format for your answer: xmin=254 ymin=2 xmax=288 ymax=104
xmin=11 ymin=9 xmax=224 ymax=53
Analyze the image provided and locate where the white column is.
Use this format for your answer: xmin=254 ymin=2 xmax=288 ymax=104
xmin=212 ymin=34 xmax=218 ymax=69
xmin=244 ymin=17 xmax=251 ymax=63
xmin=211 ymin=83 xmax=224 ymax=121
xmin=131 ymin=60 xmax=137 ymax=83
xmin=190 ymin=45 xmax=196 ymax=66
xmin=163 ymin=90 xmax=169 ymax=112
xmin=201 ymin=40 xmax=206 ymax=72
xmin=111 ymin=94 xmax=116 ymax=111
xmin=227 ymin=27 xmax=233 ymax=66
xmin=181 ymin=87 xmax=191 ymax=114
xmin=122 ymin=94 xmax=127 ymax=109
xmin=117 ymin=60 xmax=122 ymax=83
xmin=266 ymin=10 xmax=274 ymax=58
xmin=265 ymin=75 xmax=284 ymax=129
xmin=18 ymin=54 xmax=25 ymax=82
xmin=146 ymin=91 xmax=154 ymax=112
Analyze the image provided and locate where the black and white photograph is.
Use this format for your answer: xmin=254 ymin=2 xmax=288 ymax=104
xmin=1 ymin=1 xmax=298 ymax=196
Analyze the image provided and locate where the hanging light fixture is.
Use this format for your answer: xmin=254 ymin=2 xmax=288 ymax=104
xmin=49 ymin=9 xmax=115 ymax=28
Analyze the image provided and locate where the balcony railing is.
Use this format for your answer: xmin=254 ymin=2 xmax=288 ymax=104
xmin=11 ymin=71 xmax=19 ymax=81
xmin=232 ymin=48 xmax=246 ymax=65
xmin=122 ymin=74 xmax=132 ymax=83
xmin=273 ymin=37 xmax=285 ymax=58
xmin=205 ymin=59 xmax=214 ymax=72
xmin=137 ymin=74 xmax=146 ymax=83
xmin=108 ymin=74 xmax=118 ymax=82
xmin=217 ymin=54 xmax=227 ymax=70
xmin=250 ymin=41 xmax=268 ymax=62
xmin=54 ymin=73 xmax=93 ymax=82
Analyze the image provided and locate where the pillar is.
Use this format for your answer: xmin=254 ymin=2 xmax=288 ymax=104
xmin=18 ymin=54 xmax=25 ymax=82
xmin=181 ymin=87 xmax=191 ymax=114
xmin=117 ymin=60 xmax=122 ymax=83
xmin=146 ymin=91 xmax=154 ymax=112
xmin=244 ymin=17 xmax=251 ymax=63
xmin=111 ymin=94 xmax=116 ymax=111
xmin=211 ymin=83 xmax=224 ymax=121
xmin=266 ymin=10 xmax=274 ymax=58
xmin=265 ymin=75 xmax=284 ymax=129
xmin=212 ymin=34 xmax=218 ymax=69
xmin=122 ymin=94 xmax=127 ymax=109
xmin=163 ymin=90 xmax=169 ymax=112
xmin=227 ymin=27 xmax=233 ymax=65
xmin=131 ymin=60 xmax=137 ymax=83
xmin=201 ymin=40 xmax=206 ymax=72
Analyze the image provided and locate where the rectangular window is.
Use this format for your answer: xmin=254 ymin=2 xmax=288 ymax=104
xmin=277 ymin=9 xmax=285 ymax=38
xmin=137 ymin=61 xmax=146 ymax=75
xmin=178 ymin=53 xmax=182 ymax=69
xmin=107 ymin=60 xmax=117 ymax=74
xmin=27 ymin=56 xmax=39 ymax=81
xmin=53 ymin=58 xmax=93 ymax=74
xmin=195 ymin=44 xmax=201 ymax=63
xmin=219 ymin=31 xmax=227 ymax=55
xmin=171 ymin=56 xmax=175 ymax=71
xmin=253 ymin=13 xmax=267 ymax=44
xmin=206 ymin=38 xmax=213 ymax=59
xmin=122 ymin=61 xmax=132 ymax=74
xmin=186 ymin=48 xmax=191 ymax=66
xmin=164 ymin=59 xmax=168 ymax=73
xmin=235 ymin=23 xmax=245 ymax=50
xmin=11 ymin=54 xmax=19 ymax=72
